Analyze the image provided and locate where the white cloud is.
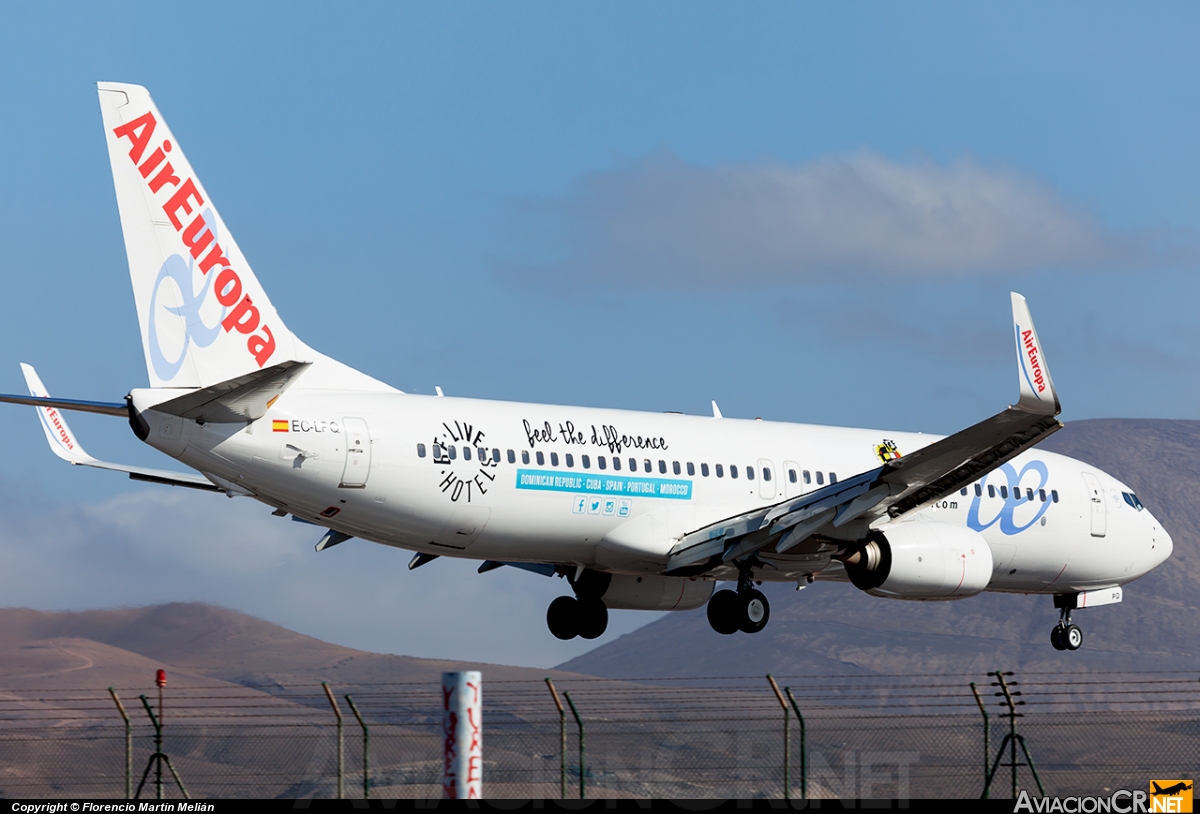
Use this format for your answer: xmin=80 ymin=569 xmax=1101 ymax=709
xmin=0 ymin=485 xmax=654 ymax=668
xmin=505 ymin=150 xmax=1173 ymax=287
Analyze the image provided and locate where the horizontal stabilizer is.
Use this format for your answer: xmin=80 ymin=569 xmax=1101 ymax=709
xmin=15 ymin=363 xmax=221 ymax=492
xmin=0 ymin=393 xmax=127 ymax=417
xmin=149 ymin=360 xmax=310 ymax=423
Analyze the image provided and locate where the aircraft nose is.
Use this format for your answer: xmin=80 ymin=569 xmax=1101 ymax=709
xmin=1148 ymin=512 xmax=1173 ymax=567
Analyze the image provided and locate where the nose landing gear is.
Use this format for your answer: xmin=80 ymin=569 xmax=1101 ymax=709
xmin=706 ymin=560 xmax=770 ymax=635
xmin=1050 ymin=597 xmax=1083 ymax=651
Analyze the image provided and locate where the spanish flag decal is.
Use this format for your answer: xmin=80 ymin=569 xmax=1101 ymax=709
xmin=272 ymin=420 xmax=289 ymax=433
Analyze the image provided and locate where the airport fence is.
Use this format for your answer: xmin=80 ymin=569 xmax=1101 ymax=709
xmin=0 ymin=671 xmax=1196 ymax=799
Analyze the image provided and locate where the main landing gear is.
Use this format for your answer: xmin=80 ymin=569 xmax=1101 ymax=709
xmin=1050 ymin=595 xmax=1083 ymax=651
xmin=546 ymin=569 xmax=611 ymax=641
xmin=706 ymin=561 xmax=770 ymax=635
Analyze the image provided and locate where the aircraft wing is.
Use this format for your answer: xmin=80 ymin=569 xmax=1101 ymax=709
xmin=666 ymin=293 xmax=1062 ymax=574
xmin=14 ymin=364 xmax=221 ymax=492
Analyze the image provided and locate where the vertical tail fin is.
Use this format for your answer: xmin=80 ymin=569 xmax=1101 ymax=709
xmin=98 ymin=82 xmax=396 ymax=394
xmin=98 ymin=82 xmax=298 ymax=388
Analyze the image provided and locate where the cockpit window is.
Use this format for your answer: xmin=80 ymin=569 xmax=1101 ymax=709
xmin=1122 ymin=492 xmax=1145 ymax=511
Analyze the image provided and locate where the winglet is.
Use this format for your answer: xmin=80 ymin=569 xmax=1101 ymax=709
xmin=711 ymin=400 xmax=723 ymax=419
xmin=20 ymin=363 xmax=98 ymax=465
xmin=1011 ymin=293 xmax=1060 ymax=415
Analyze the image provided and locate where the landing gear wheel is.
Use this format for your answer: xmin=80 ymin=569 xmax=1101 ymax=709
xmin=739 ymin=589 xmax=770 ymax=634
xmin=707 ymin=590 xmax=741 ymax=635
xmin=1064 ymin=624 xmax=1083 ymax=651
xmin=547 ymin=596 xmax=579 ymax=640
xmin=577 ymin=598 xmax=609 ymax=640
xmin=1050 ymin=625 xmax=1067 ymax=651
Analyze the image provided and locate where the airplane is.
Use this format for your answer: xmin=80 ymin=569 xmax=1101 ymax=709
xmin=0 ymin=83 xmax=1174 ymax=652
xmin=1152 ymin=782 xmax=1192 ymax=797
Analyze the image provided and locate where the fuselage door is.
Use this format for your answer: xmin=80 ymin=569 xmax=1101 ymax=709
xmin=340 ymin=417 xmax=371 ymax=488
xmin=1081 ymin=472 xmax=1106 ymax=537
xmin=757 ymin=459 xmax=776 ymax=500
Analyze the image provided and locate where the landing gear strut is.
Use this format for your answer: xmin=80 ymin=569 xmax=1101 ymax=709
xmin=706 ymin=560 xmax=770 ymax=635
xmin=1050 ymin=596 xmax=1083 ymax=651
xmin=546 ymin=569 xmax=610 ymax=641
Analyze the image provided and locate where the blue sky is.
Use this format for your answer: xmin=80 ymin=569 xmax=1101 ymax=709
xmin=1 ymin=3 xmax=1198 ymax=667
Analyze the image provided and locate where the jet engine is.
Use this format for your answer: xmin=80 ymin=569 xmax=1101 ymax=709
xmin=600 ymin=574 xmax=713 ymax=611
xmin=841 ymin=520 xmax=993 ymax=600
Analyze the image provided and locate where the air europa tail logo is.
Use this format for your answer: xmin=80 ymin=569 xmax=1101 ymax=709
xmin=111 ymin=112 xmax=276 ymax=371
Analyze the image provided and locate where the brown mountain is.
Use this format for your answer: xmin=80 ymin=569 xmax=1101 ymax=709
xmin=558 ymin=418 xmax=1200 ymax=677
xmin=0 ymin=602 xmax=583 ymax=692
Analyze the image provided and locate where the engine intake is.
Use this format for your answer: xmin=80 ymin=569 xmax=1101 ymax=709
xmin=842 ymin=520 xmax=994 ymax=600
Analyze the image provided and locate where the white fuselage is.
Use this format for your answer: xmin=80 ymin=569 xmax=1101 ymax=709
xmin=133 ymin=388 xmax=1172 ymax=596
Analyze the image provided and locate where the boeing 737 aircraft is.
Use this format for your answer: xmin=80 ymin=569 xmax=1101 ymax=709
xmin=0 ymin=83 xmax=1174 ymax=651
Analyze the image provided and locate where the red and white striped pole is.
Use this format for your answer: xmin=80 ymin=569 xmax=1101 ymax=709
xmin=442 ymin=671 xmax=482 ymax=798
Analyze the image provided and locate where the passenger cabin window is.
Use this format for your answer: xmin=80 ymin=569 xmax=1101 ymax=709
xmin=1039 ymin=489 xmax=1046 ymax=502
xmin=536 ymin=451 xmax=545 ymax=466
xmin=448 ymin=445 xmax=457 ymax=460
xmin=643 ymin=459 xmax=651 ymax=473
xmin=417 ymin=444 xmax=426 ymax=458
xmin=1051 ymin=489 xmax=1059 ymax=503
xmin=788 ymin=469 xmax=797 ymax=484
xmin=550 ymin=452 xmax=559 ymax=466
xmin=960 ymin=487 xmax=967 ymax=496
xmin=613 ymin=457 xmax=621 ymax=471
xmin=521 ymin=450 xmax=530 ymax=465
xmin=507 ymin=449 xmax=516 ymax=464
xmin=565 ymin=453 xmax=574 ymax=467
xmin=730 ymin=465 xmax=739 ymax=479
xmin=816 ymin=472 xmax=824 ymax=485
xmin=762 ymin=467 xmax=771 ymax=482
xmin=1000 ymin=486 xmax=1008 ymax=499
xmin=988 ymin=485 xmax=995 ymax=498
xmin=701 ymin=463 xmax=709 ymax=477
xmin=975 ymin=484 xmax=982 ymax=497
xmin=830 ymin=473 xmax=837 ymax=484
xmin=1027 ymin=488 xmax=1034 ymax=501
xmin=582 ymin=455 xmax=591 ymax=469
xmin=803 ymin=470 xmax=811 ymax=484
xmin=598 ymin=456 xmax=607 ymax=470
xmin=673 ymin=461 xmax=681 ymax=475
xmin=463 ymin=447 xmax=472 ymax=461
xmin=493 ymin=449 xmax=501 ymax=463
xmin=687 ymin=462 xmax=695 ymax=476
xmin=715 ymin=464 xmax=724 ymax=478
xmin=660 ymin=460 xmax=668 ymax=474
xmin=630 ymin=458 xmax=638 ymax=472
xmin=746 ymin=467 xmax=755 ymax=481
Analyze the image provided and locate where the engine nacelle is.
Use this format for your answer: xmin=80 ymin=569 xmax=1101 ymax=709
xmin=602 ymin=575 xmax=713 ymax=611
xmin=842 ymin=520 xmax=994 ymax=600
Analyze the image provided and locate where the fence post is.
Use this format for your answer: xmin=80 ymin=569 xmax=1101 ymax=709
xmin=784 ymin=687 xmax=807 ymax=800
xmin=345 ymin=694 xmax=369 ymax=799
xmin=563 ymin=691 xmax=585 ymax=800
xmin=970 ymin=681 xmax=990 ymax=799
xmin=108 ymin=688 xmax=131 ymax=800
xmin=545 ymin=678 xmax=567 ymax=799
xmin=766 ymin=675 xmax=791 ymax=799
xmin=322 ymin=683 xmax=344 ymax=799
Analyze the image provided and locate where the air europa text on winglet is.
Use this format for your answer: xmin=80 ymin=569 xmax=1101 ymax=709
xmin=1023 ymin=329 xmax=1046 ymax=393
xmin=111 ymin=112 xmax=276 ymax=368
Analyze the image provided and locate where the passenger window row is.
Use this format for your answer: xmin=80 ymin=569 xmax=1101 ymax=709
xmin=416 ymin=445 xmax=837 ymax=485
xmin=961 ymin=483 xmax=1059 ymax=503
